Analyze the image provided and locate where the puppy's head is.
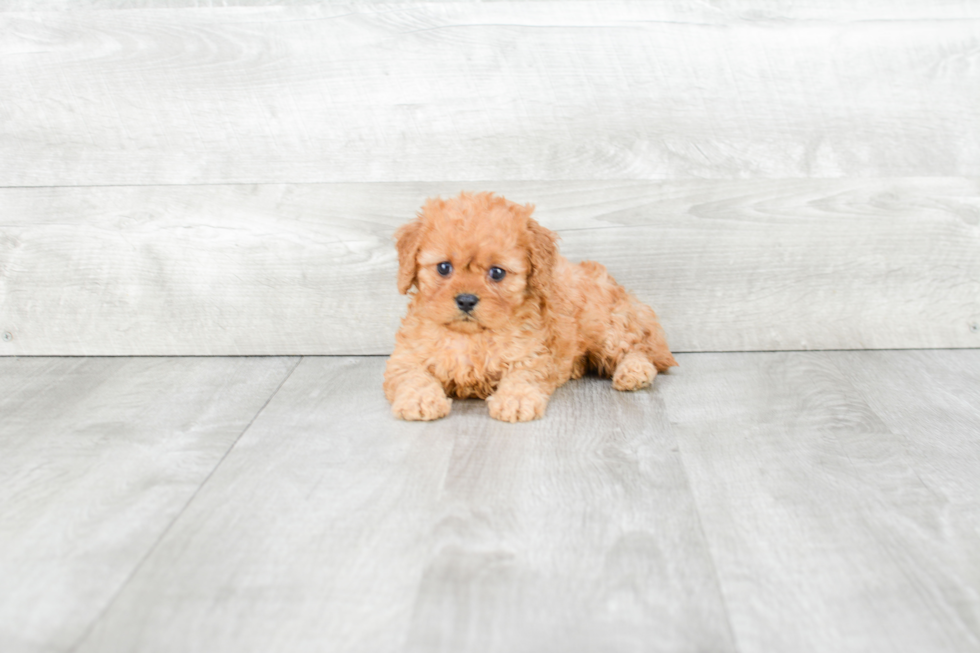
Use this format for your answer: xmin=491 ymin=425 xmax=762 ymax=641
xmin=395 ymin=192 xmax=557 ymax=333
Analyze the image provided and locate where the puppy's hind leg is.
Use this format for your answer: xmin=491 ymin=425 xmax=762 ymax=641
xmin=611 ymin=301 xmax=678 ymax=391
xmin=612 ymin=351 xmax=657 ymax=391
xmin=576 ymin=261 xmax=677 ymax=392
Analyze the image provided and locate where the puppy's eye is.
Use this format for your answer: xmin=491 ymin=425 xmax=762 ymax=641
xmin=488 ymin=266 xmax=506 ymax=282
xmin=436 ymin=262 xmax=453 ymax=277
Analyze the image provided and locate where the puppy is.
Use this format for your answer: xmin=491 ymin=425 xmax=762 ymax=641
xmin=384 ymin=192 xmax=677 ymax=422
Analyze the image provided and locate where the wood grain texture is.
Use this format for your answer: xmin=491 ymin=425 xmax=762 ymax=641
xmin=74 ymin=356 xmax=734 ymax=653
xmin=660 ymin=350 xmax=980 ymax=653
xmin=0 ymin=356 xmax=298 ymax=653
xmin=6 ymin=0 xmax=980 ymax=15
xmin=2 ymin=351 xmax=978 ymax=652
xmin=2 ymin=3 xmax=978 ymax=185
xmin=834 ymin=349 xmax=980 ymax=646
xmin=840 ymin=349 xmax=980 ymax=510
xmin=2 ymin=179 xmax=978 ymax=355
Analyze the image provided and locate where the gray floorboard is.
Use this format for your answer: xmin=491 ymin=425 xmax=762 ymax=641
xmin=73 ymin=356 xmax=733 ymax=653
xmin=1 ymin=351 xmax=977 ymax=652
xmin=0 ymin=357 xmax=298 ymax=653
xmin=660 ymin=350 xmax=980 ymax=653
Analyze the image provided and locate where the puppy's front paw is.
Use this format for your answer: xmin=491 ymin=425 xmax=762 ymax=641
xmin=391 ymin=384 xmax=452 ymax=421
xmin=612 ymin=353 xmax=656 ymax=391
xmin=487 ymin=385 xmax=548 ymax=423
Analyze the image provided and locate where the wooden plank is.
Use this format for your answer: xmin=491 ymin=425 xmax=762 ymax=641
xmin=833 ymin=349 xmax=980 ymax=639
xmin=5 ymin=0 xmax=980 ymax=17
xmin=2 ymin=4 xmax=978 ymax=186
xmin=0 ymin=356 xmax=298 ymax=653
xmin=1 ymin=178 xmax=978 ymax=355
xmin=660 ymin=351 xmax=980 ymax=653
xmin=74 ymin=356 xmax=734 ymax=653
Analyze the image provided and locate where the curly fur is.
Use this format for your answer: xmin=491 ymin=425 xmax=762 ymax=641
xmin=384 ymin=192 xmax=677 ymax=422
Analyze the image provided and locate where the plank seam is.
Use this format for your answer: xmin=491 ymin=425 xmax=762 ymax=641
xmin=65 ymin=355 xmax=304 ymax=653
xmin=666 ymin=406 xmax=743 ymax=652
xmin=4 ymin=349 xmax=979 ymax=361
xmin=3 ymin=176 xmax=979 ymax=191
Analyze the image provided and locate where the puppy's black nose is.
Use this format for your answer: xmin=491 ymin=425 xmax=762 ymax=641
xmin=455 ymin=293 xmax=479 ymax=313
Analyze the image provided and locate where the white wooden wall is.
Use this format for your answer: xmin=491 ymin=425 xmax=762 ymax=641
xmin=2 ymin=1 xmax=978 ymax=355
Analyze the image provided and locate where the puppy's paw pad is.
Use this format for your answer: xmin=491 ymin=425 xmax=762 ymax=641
xmin=613 ymin=354 xmax=656 ymax=392
xmin=487 ymin=387 xmax=548 ymax=423
xmin=392 ymin=387 xmax=452 ymax=421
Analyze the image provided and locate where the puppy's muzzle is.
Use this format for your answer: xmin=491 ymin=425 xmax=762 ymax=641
xmin=455 ymin=294 xmax=479 ymax=314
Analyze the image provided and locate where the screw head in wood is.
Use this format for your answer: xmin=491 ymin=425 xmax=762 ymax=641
xmin=1 ymin=332 xmax=11 ymax=342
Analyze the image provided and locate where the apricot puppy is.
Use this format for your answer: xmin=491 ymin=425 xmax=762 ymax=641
xmin=384 ymin=192 xmax=677 ymax=422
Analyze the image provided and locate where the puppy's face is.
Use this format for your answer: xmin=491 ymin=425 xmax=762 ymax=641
xmin=395 ymin=193 xmax=556 ymax=334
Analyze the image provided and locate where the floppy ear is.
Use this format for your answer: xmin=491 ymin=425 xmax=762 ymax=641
xmin=394 ymin=219 xmax=423 ymax=294
xmin=525 ymin=212 xmax=558 ymax=298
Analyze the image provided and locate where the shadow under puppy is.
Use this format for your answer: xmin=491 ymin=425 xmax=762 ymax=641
xmin=384 ymin=192 xmax=677 ymax=422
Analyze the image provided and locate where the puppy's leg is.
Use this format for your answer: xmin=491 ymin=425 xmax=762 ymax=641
xmin=612 ymin=351 xmax=657 ymax=391
xmin=576 ymin=261 xmax=677 ymax=391
xmin=486 ymin=370 xmax=552 ymax=423
xmin=384 ymin=356 xmax=451 ymax=421
xmin=609 ymin=300 xmax=677 ymax=391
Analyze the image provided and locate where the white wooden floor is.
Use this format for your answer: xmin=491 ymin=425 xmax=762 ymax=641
xmin=2 ymin=351 xmax=979 ymax=653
